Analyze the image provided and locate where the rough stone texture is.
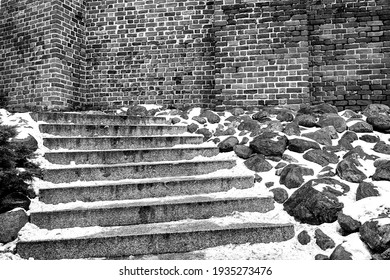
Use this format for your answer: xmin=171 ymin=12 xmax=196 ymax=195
xmin=329 ymin=244 xmax=353 ymax=260
xmin=363 ymin=104 xmax=390 ymax=117
xmin=283 ymin=184 xmax=344 ymax=225
xmin=302 ymin=129 xmax=332 ymax=146
xmin=314 ymin=254 xmax=329 ymax=260
xmin=252 ymin=111 xmax=270 ymax=122
xmin=230 ymin=108 xmax=245 ymax=116
xmin=298 ymin=103 xmax=338 ymax=117
xmin=318 ymin=114 xmax=346 ymax=133
xmin=279 ymin=164 xmax=314 ymax=189
xmin=276 ymin=111 xmax=294 ymax=122
xmin=283 ymin=122 xmax=301 ymax=136
xmin=0 ymin=209 xmax=29 ymax=243
xmin=218 ymin=136 xmax=239 ymax=152
xmin=360 ymin=220 xmax=390 ymax=253
xmin=372 ymin=161 xmax=390 ymax=181
xmin=233 ymin=145 xmax=253 ymax=159
xmin=127 ymin=106 xmax=149 ymax=117
xmin=303 ymin=149 xmax=339 ymax=167
xmin=356 ymin=182 xmax=380 ymax=201
xmin=196 ymin=128 xmax=213 ymax=141
xmin=359 ymin=134 xmax=380 ymax=143
xmin=297 ymin=230 xmax=311 ymax=245
xmin=288 ymin=138 xmax=321 ymax=153
xmin=200 ymin=110 xmax=221 ymax=124
xmin=336 ymin=158 xmax=367 ymax=183
xmin=373 ymin=141 xmax=390 ymax=155
xmin=192 ymin=116 xmax=207 ymax=125
xmin=244 ymin=155 xmax=273 ymax=173
xmin=187 ymin=123 xmax=199 ymax=133
xmin=338 ymin=213 xmax=361 ymax=234
xmin=366 ymin=115 xmax=390 ymax=132
xmin=270 ymin=188 xmax=289 ymax=204
xmin=294 ymin=114 xmax=318 ymax=128
xmin=348 ymin=121 xmax=373 ymax=133
xmin=315 ymin=229 xmax=336 ymax=251
xmin=238 ymin=119 xmax=261 ymax=133
xmin=340 ymin=131 xmax=358 ymax=143
xmin=249 ymin=132 xmax=288 ymax=157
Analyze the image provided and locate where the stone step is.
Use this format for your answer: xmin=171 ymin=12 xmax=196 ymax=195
xmin=43 ymin=135 xmax=204 ymax=150
xmin=17 ymin=219 xmax=295 ymax=259
xmin=39 ymin=123 xmax=187 ymax=137
xmin=38 ymin=174 xmax=254 ymax=204
xmin=30 ymin=193 xmax=274 ymax=230
xmin=31 ymin=112 xmax=168 ymax=125
xmin=43 ymin=159 xmax=237 ymax=183
xmin=44 ymin=146 xmax=219 ymax=165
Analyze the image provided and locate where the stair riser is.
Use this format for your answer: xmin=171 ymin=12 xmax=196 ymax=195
xmin=31 ymin=112 xmax=167 ymax=125
xmin=43 ymin=136 xmax=204 ymax=150
xmin=40 ymin=124 xmax=186 ymax=137
xmin=31 ymin=197 xmax=274 ymax=229
xmin=43 ymin=161 xmax=236 ymax=183
xmin=17 ymin=225 xmax=295 ymax=260
xmin=44 ymin=148 xmax=219 ymax=165
xmin=39 ymin=176 xmax=254 ymax=204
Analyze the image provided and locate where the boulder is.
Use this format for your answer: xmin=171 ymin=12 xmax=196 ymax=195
xmin=127 ymin=105 xmax=148 ymax=117
xmin=336 ymin=158 xmax=367 ymax=183
xmin=275 ymin=162 xmax=287 ymax=169
xmin=249 ymin=132 xmax=288 ymax=157
xmin=265 ymin=182 xmax=274 ymax=188
xmin=252 ymin=111 xmax=270 ymax=122
xmin=282 ymin=154 xmax=299 ymax=163
xmin=264 ymin=120 xmax=283 ymax=132
xmin=302 ymin=129 xmax=332 ymax=146
xmin=294 ymin=114 xmax=318 ymax=128
xmin=303 ymin=149 xmax=339 ymax=167
xmin=329 ymin=244 xmax=353 ymax=260
xmin=276 ymin=111 xmax=294 ymax=122
xmin=338 ymin=213 xmax=361 ymax=234
xmin=340 ymin=131 xmax=358 ymax=143
xmin=297 ymin=230 xmax=311 ymax=245
xmin=279 ymin=164 xmax=314 ymax=189
xmin=170 ymin=117 xmax=181 ymax=125
xmin=230 ymin=108 xmax=245 ymax=116
xmin=0 ymin=209 xmax=29 ymax=243
xmin=200 ymin=110 xmax=221 ymax=124
xmin=359 ymin=134 xmax=380 ymax=143
xmin=283 ymin=122 xmax=301 ymax=136
xmin=222 ymin=127 xmax=236 ymax=136
xmin=240 ymin=137 xmax=249 ymax=145
xmin=343 ymin=146 xmax=378 ymax=161
xmin=233 ymin=145 xmax=253 ymax=159
xmin=359 ymin=220 xmax=390 ymax=253
xmin=372 ymin=160 xmax=390 ymax=181
xmin=373 ymin=141 xmax=390 ymax=155
xmin=288 ymin=138 xmax=321 ymax=153
xmin=348 ymin=121 xmax=373 ymax=133
xmin=315 ymin=229 xmax=336 ymax=250
xmin=270 ymin=188 xmax=289 ymax=204
xmin=218 ymin=136 xmax=239 ymax=153
xmin=337 ymin=138 xmax=354 ymax=151
xmin=315 ymin=254 xmax=329 ymax=260
xmin=342 ymin=109 xmax=363 ymax=119
xmin=366 ymin=114 xmax=390 ymax=132
xmin=244 ymin=155 xmax=273 ymax=172
xmin=238 ymin=119 xmax=261 ymax=133
xmin=192 ymin=116 xmax=207 ymax=125
xmin=356 ymin=182 xmax=380 ymax=201
xmin=298 ymin=103 xmax=338 ymax=117
xmin=196 ymin=128 xmax=213 ymax=141
xmin=187 ymin=123 xmax=199 ymax=133
xmin=321 ymin=126 xmax=339 ymax=139
xmin=283 ymin=184 xmax=344 ymax=225
xmin=254 ymin=174 xmax=263 ymax=183
xmin=318 ymin=114 xmax=347 ymax=133
xmin=0 ymin=192 xmax=30 ymax=214
xmin=302 ymin=178 xmax=350 ymax=196
xmin=362 ymin=104 xmax=390 ymax=117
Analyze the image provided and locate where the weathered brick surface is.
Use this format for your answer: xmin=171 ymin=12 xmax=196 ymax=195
xmin=0 ymin=0 xmax=390 ymax=110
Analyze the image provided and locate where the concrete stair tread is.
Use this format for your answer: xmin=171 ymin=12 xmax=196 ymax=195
xmin=43 ymin=134 xmax=200 ymax=139
xmin=31 ymin=190 xmax=271 ymax=212
xmin=20 ymin=218 xmax=293 ymax=242
xmin=40 ymin=123 xmax=186 ymax=128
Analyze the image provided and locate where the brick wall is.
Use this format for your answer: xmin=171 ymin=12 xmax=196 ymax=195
xmin=309 ymin=0 xmax=390 ymax=111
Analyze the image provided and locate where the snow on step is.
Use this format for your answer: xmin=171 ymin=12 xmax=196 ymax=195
xmin=44 ymin=146 xmax=219 ymax=165
xmin=39 ymin=123 xmax=187 ymax=137
xmin=30 ymin=191 xmax=274 ymax=229
xmin=43 ymin=135 xmax=204 ymax=150
xmin=31 ymin=112 xmax=168 ymax=125
xmin=42 ymin=159 xmax=237 ymax=183
xmin=38 ymin=174 xmax=255 ymax=204
xmin=17 ymin=217 xmax=295 ymax=260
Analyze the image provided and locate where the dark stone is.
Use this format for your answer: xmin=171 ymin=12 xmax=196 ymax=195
xmin=338 ymin=213 xmax=361 ymax=234
xmin=127 ymin=105 xmax=148 ymax=117
xmin=315 ymin=228 xmax=336 ymax=250
xmin=372 ymin=160 xmax=390 ymax=181
xmin=200 ymin=110 xmax=221 ymax=124
xmin=270 ymin=188 xmax=289 ymax=203
xmin=322 ymin=126 xmax=338 ymax=139
xmin=298 ymin=103 xmax=338 ymax=117
xmin=343 ymin=146 xmax=378 ymax=161
xmin=0 ymin=209 xmax=29 ymax=243
xmin=226 ymin=115 xmax=239 ymax=122
xmin=288 ymin=138 xmax=321 ymax=153
xmin=336 ymin=158 xmax=367 ymax=183
xmin=252 ymin=111 xmax=270 ymax=122
xmin=303 ymin=149 xmax=339 ymax=167
xmin=283 ymin=184 xmax=344 ymax=225
xmin=275 ymin=162 xmax=287 ymax=169
xmin=230 ymin=108 xmax=245 ymax=116
xmin=196 ymin=128 xmax=213 ymax=141
xmin=276 ymin=111 xmax=294 ymax=122
xmin=337 ymin=138 xmax=354 ymax=151
xmin=192 ymin=116 xmax=207 ymax=124
xmin=340 ymin=131 xmax=358 ymax=143
xmin=238 ymin=119 xmax=261 ymax=133
xmin=244 ymin=155 xmax=273 ymax=172
xmin=297 ymin=230 xmax=311 ymax=245
xmin=218 ymin=136 xmax=239 ymax=152
xmin=380 ymin=248 xmax=390 ymax=260
xmin=187 ymin=123 xmax=199 ymax=133
xmin=373 ymin=141 xmax=390 ymax=155
xmin=342 ymin=109 xmax=362 ymax=119
xmin=282 ymin=154 xmax=299 ymax=163
xmin=212 ymin=138 xmax=221 ymax=144
xmin=294 ymin=114 xmax=318 ymax=128
xmin=302 ymin=178 xmax=350 ymax=196
xmin=264 ymin=120 xmax=283 ymax=132
xmin=329 ymin=244 xmax=353 ymax=260
xmin=254 ymin=174 xmax=263 ymax=183
xmin=362 ymin=104 xmax=390 ymax=117
xmin=222 ymin=127 xmax=236 ymax=136
xmin=359 ymin=220 xmax=390 ymax=253
xmin=240 ymin=137 xmax=249 ymax=145
xmin=315 ymin=254 xmax=329 ymax=260
xmin=318 ymin=114 xmax=347 ymax=133
xmin=233 ymin=145 xmax=253 ymax=159
xmin=170 ymin=117 xmax=181 ymax=125
xmin=366 ymin=114 xmax=390 ymax=132
xmin=348 ymin=121 xmax=373 ymax=133
xmin=283 ymin=122 xmax=301 ymax=136
xmin=302 ymin=129 xmax=332 ymax=146
xmin=250 ymin=132 xmax=288 ymax=157
xmin=0 ymin=192 xmax=31 ymax=214
xmin=265 ymin=182 xmax=274 ymax=188
xmin=359 ymin=134 xmax=380 ymax=143
xmin=279 ymin=164 xmax=314 ymax=189
xmin=356 ymin=182 xmax=380 ymax=201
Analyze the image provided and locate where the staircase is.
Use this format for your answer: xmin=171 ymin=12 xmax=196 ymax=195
xmin=16 ymin=112 xmax=294 ymax=260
